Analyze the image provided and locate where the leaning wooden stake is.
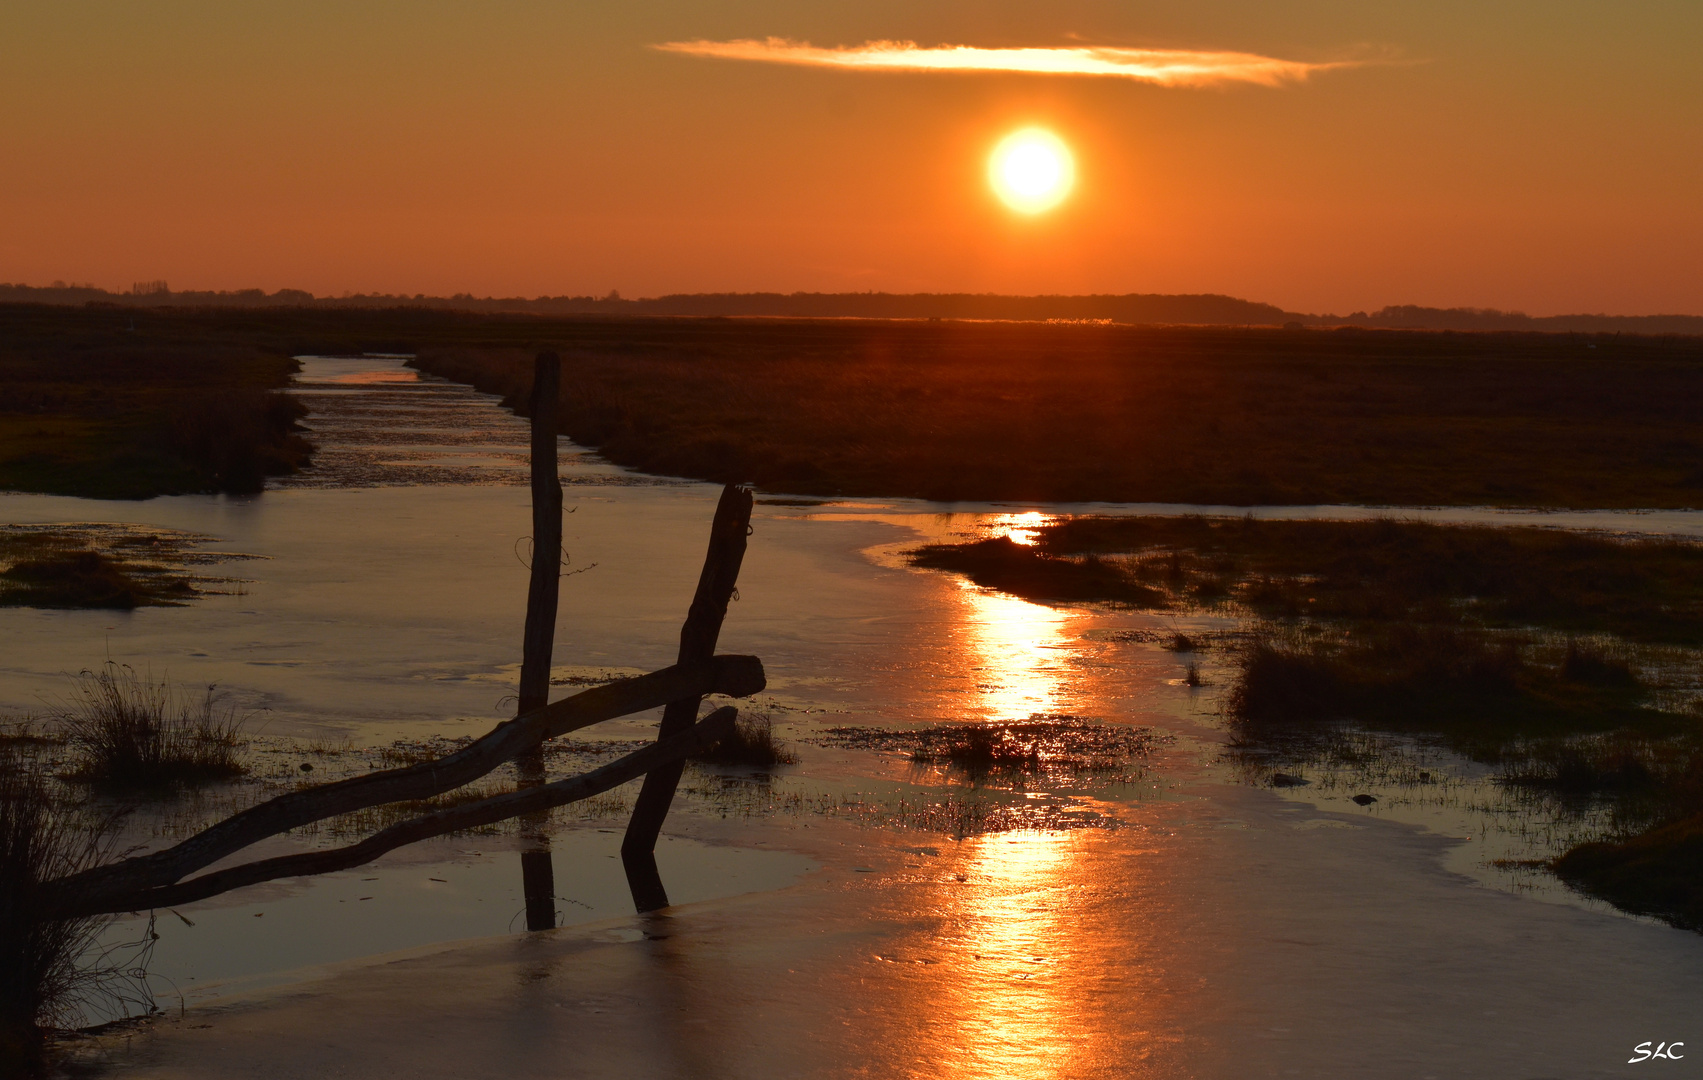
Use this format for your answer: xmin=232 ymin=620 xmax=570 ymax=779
xmin=621 ymin=484 xmax=754 ymax=912
xmin=518 ymin=351 xmax=562 ymax=931
xmin=42 ymin=656 xmax=766 ymax=917
xmin=60 ymin=709 xmax=739 ymax=919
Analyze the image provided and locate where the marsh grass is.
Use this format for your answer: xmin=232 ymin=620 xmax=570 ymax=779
xmin=169 ymin=389 xmax=312 ymax=495
xmin=1560 ymin=640 xmax=1640 ymax=687
xmin=0 ymin=550 xmax=188 ymax=611
xmin=55 ymin=664 xmax=246 ymax=791
xmin=1555 ymin=813 xmax=1703 ymax=930
xmin=1223 ymin=625 xmax=1673 ymax=753
xmin=409 ymin=323 xmax=1703 ymax=509
xmin=0 ymin=768 xmax=151 ymax=1074
xmin=909 ymin=537 xmax=1164 ymax=605
xmin=914 ymin=516 xmax=1703 ymax=646
xmin=1163 ymin=632 xmax=1205 ymax=652
xmin=0 ymin=529 xmax=207 ymax=610
xmin=0 ymin=307 xmax=312 ymax=499
xmin=689 ymin=713 xmax=798 ymax=768
xmin=1528 ymin=734 xmax=1703 ymax=928
xmin=823 ymin=716 xmax=1159 ymax=783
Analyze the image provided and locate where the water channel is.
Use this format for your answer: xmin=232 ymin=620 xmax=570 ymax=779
xmin=6 ymin=356 xmax=1702 ymax=1078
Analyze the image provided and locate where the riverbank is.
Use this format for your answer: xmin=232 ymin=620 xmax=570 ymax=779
xmin=8 ymin=302 xmax=1703 ymax=506
xmin=0 ymin=306 xmax=310 ymax=498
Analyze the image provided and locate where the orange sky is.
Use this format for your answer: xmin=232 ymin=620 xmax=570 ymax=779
xmin=3 ymin=1 xmax=1700 ymax=314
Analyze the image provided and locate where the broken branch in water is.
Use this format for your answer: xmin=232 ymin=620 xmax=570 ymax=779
xmin=40 ymin=656 xmax=764 ymax=915
xmin=59 ymin=708 xmax=740 ymax=919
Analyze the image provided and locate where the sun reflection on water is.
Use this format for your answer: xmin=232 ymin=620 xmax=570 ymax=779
xmin=923 ymin=830 xmax=1109 ymax=1079
xmin=956 ymin=580 xmax=1078 ymax=723
xmin=984 ymin=511 xmax=1053 ymax=546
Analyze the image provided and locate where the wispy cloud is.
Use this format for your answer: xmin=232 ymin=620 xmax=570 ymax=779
xmin=653 ymin=39 xmax=1354 ymax=88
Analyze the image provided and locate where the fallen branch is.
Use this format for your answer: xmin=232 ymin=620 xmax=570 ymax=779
xmin=42 ymin=655 xmax=764 ymax=913
xmin=62 ymin=708 xmax=740 ymax=918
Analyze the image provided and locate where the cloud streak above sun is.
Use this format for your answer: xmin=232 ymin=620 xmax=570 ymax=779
xmin=654 ymin=39 xmax=1352 ymax=88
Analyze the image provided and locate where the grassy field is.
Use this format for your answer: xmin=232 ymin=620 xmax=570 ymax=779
xmin=412 ymin=320 xmax=1703 ymax=508
xmin=0 ymin=306 xmax=316 ymax=497
xmin=6 ymin=302 xmax=1702 ymax=506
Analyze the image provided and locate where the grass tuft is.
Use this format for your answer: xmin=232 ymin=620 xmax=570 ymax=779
xmin=0 ymin=768 xmax=141 ymax=1074
xmin=1560 ymin=640 xmax=1639 ymax=687
xmin=1555 ymin=813 xmax=1703 ymax=931
xmin=0 ymin=551 xmax=165 ymax=611
xmin=691 ymin=713 xmax=798 ymax=769
xmin=54 ymin=663 xmax=247 ymax=791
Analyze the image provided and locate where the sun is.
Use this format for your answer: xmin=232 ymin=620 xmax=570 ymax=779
xmin=988 ymin=128 xmax=1075 ymax=214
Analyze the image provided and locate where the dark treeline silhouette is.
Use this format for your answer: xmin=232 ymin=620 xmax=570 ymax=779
xmin=3 ymin=282 xmax=1700 ymax=334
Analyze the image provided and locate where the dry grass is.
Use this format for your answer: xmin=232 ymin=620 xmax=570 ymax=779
xmin=690 ymin=713 xmax=798 ymax=768
xmin=0 ymin=768 xmax=146 ymax=1074
xmin=411 ymin=322 xmax=1703 ymax=509
xmin=915 ymin=516 xmax=1703 ymax=646
xmin=54 ymin=664 xmax=246 ymax=791
xmin=823 ymin=716 xmax=1160 ymax=783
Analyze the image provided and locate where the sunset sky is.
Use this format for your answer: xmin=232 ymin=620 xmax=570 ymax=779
xmin=3 ymin=1 xmax=1699 ymax=314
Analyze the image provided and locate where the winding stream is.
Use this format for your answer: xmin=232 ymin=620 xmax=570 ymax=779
xmin=6 ymin=356 xmax=1702 ymax=1077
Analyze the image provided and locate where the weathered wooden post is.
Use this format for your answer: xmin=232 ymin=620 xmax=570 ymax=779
xmin=620 ymin=484 xmax=753 ymax=912
xmin=517 ymin=351 xmax=562 ymax=931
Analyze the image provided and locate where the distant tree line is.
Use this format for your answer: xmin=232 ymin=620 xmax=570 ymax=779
xmin=1 ymin=282 xmax=1699 ymax=334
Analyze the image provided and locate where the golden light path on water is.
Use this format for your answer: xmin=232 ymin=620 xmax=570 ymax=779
xmin=938 ymin=831 xmax=1084 ymax=1078
xmin=956 ymin=581 xmax=1073 ymax=722
xmin=957 ymin=510 xmax=1075 ymax=723
xmin=928 ymin=513 xmax=1117 ymax=1073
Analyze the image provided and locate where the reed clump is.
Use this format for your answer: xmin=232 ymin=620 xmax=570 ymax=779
xmin=0 ymin=549 xmax=187 ymax=611
xmin=916 ymin=724 xmax=1043 ymax=775
xmin=55 ymin=663 xmax=247 ymax=791
xmin=0 ymin=768 xmax=134 ymax=1075
xmin=1549 ymin=742 xmax=1703 ymax=930
xmin=824 ymin=716 xmax=1159 ymax=781
xmin=1223 ymin=625 xmax=1667 ymax=748
xmin=691 ymin=713 xmax=798 ymax=769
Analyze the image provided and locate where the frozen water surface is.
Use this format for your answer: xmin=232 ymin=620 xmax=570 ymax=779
xmin=7 ymin=356 xmax=1700 ymax=1079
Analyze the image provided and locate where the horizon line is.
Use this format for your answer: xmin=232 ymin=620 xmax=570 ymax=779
xmin=2 ymin=282 xmax=1698 ymax=325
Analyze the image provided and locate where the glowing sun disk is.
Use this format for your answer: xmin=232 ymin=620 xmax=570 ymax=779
xmin=989 ymin=129 xmax=1075 ymax=214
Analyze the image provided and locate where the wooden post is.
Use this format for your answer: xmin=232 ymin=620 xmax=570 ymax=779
xmin=518 ymin=351 xmax=562 ymax=931
xmin=620 ymin=484 xmax=753 ymax=912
